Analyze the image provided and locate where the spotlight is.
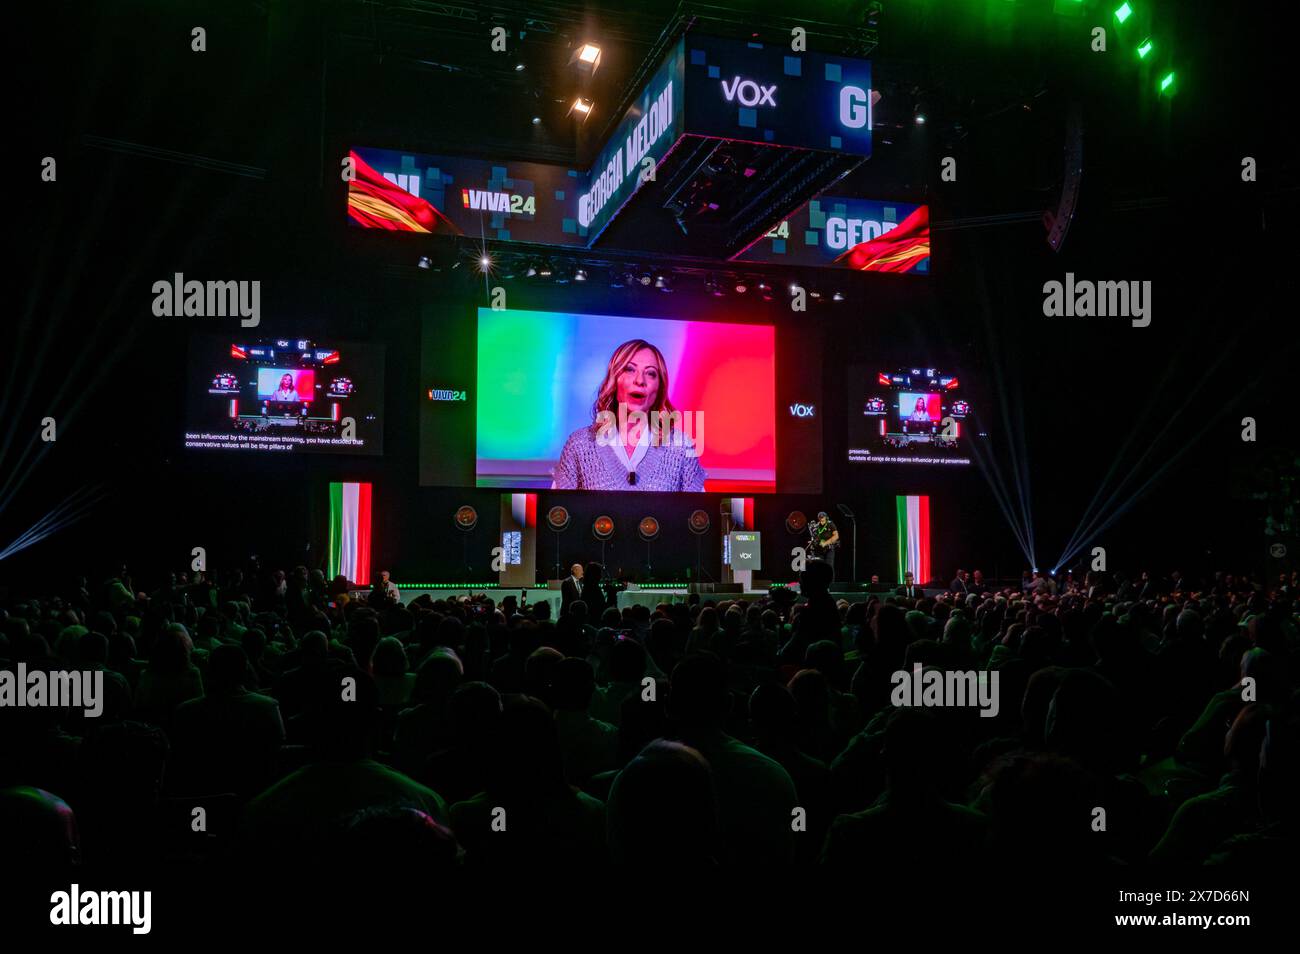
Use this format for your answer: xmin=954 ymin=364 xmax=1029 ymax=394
xmin=568 ymin=97 xmax=594 ymax=121
xmin=832 ymin=291 xmax=845 ymax=302
xmin=525 ymin=261 xmax=538 ymax=278
xmin=1137 ymin=38 xmax=1153 ymax=59
xmin=757 ymin=280 xmax=774 ymax=301
xmin=734 ymin=278 xmax=748 ymax=294
xmin=637 ymin=269 xmax=653 ymax=287
xmin=531 ymin=116 xmax=541 ymax=125
xmin=515 ymin=62 xmax=526 ymax=72
xmin=608 ymin=270 xmax=625 ymax=288
xmin=1158 ymin=71 xmax=1176 ymax=95
xmin=654 ymin=272 xmax=673 ymax=292
xmin=574 ymin=267 xmax=588 ymax=282
xmin=1114 ymin=3 xmax=1132 ymax=24
xmin=571 ymin=43 xmax=602 ymax=74
xmin=416 ymin=256 xmax=432 ymax=270
xmin=705 ymin=275 xmax=724 ymax=297
xmin=478 ymin=254 xmax=492 ymax=272
xmin=538 ymin=259 xmax=554 ymax=278
xmin=914 ymin=108 xmax=927 ymax=125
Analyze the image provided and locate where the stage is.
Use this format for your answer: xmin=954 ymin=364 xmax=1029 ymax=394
xmin=375 ymin=583 xmax=936 ymax=616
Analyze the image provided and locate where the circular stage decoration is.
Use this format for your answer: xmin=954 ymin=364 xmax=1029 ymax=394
xmin=454 ymin=505 xmax=478 ymax=531
xmin=688 ymin=509 xmax=710 ymax=535
xmin=547 ymin=506 xmax=571 ymax=531
xmin=638 ymin=516 xmax=660 ymax=540
xmin=785 ymin=510 xmax=808 ymax=534
xmin=593 ymin=515 xmax=615 ymax=540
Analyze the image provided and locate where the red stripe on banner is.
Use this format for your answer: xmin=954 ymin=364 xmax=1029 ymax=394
xmin=744 ymin=497 xmax=754 ymax=530
xmin=355 ymin=482 xmax=373 ymax=585
xmin=917 ymin=495 xmax=931 ymax=584
xmin=526 ymin=493 xmax=537 ymax=528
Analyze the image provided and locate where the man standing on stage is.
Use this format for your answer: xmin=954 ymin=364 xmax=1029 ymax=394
xmin=372 ymin=569 xmax=399 ymax=605
xmin=560 ymin=563 xmax=584 ymax=617
xmin=809 ymin=511 xmax=841 ymax=580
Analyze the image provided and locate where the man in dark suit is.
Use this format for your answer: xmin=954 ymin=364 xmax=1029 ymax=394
xmin=949 ymin=569 xmax=969 ymax=595
xmin=895 ymin=571 xmax=921 ymax=600
xmin=560 ymin=563 xmax=584 ymax=618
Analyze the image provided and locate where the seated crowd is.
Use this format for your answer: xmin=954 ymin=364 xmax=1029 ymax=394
xmin=1 ymin=559 xmax=1297 ymax=870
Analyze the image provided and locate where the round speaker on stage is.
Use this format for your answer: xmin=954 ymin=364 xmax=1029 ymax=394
xmin=688 ymin=509 xmax=710 ymax=534
xmin=785 ymin=510 xmax=808 ymax=534
xmin=454 ymin=505 xmax=478 ymax=531
xmin=638 ymin=516 xmax=660 ymax=540
xmin=547 ymin=505 xmax=571 ymax=531
xmin=593 ymin=515 xmax=615 ymax=540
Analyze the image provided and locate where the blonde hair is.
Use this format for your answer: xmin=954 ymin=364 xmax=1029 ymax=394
xmin=592 ymin=339 xmax=676 ymax=426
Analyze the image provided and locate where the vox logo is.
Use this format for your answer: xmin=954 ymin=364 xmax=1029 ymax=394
xmin=721 ymin=77 xmax=777 ymax=107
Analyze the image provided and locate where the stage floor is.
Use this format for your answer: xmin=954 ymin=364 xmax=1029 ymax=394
xmin=382 ymin=584 xmax=923 ymax=615
xmin=389 ymin=586 xmax=770 ymax=615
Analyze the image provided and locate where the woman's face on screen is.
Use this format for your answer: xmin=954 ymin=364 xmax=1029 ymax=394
xmin=280 ymin=374 xmax=294 ymax=389
xmin=616 ymin=347 xmax=661 ymax=412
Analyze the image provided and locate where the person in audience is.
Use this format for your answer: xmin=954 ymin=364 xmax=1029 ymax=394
xmin=1 ymin=554 xmax=1296 ymax=878
xmin=171 ymin=644 xmax=285 ymax=799
xmin=240 ymin=667 xmax=449 ymax=863
xmin=551 ymin=657 xmax=619 ymax=784
xmin=0 ymin=786 xmax=81 ymax=867
xmin=370 ymin=636 xmax=417 ymax=706
xmin=449 ymin=696 xmax=606 ymax=867
xmin=591 ymin=636 xmax=647 ymax=726
xmin=669 ymin=652 xmax=799 ymax=865
xmin=606 ymin=739 xmax=717 ymax=866
xmin=136 ymin=622 xmax=205 ymax=721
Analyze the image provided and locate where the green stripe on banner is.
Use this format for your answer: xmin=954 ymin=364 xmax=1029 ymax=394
xmin=896 ymin=495 xmax=908 ymax=582
xmin=328 ymin=481 xmax=344 ymax=580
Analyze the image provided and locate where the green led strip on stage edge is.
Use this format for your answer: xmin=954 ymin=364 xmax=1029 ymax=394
xmin=394 ymin=583 xmax=501 ymax=590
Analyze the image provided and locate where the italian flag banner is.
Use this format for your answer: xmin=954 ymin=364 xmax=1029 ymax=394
xmin=329 ymin=481 xmax=372 ymax=585
xmin=896 ymin=494 xmax=931 ymax=585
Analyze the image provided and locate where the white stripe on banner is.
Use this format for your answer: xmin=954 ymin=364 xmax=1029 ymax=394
xmin=906 ymin=494 xmax=921 ymax=578
xmin=340 ymin=481 xmax=360 ymax=582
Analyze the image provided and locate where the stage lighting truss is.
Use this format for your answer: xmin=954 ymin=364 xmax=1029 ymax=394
xmin=638 ymin=516 xmax=661 ymax=541
xmin=593 ymin=515 xmax=615 ymax=540
xmin=547 ymin=506 xmax=571 ymax=532
xmin=454 ymin=505 xmax=479 ymax=531
xmin=688 ymin=509 xmax=711 ymax=535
